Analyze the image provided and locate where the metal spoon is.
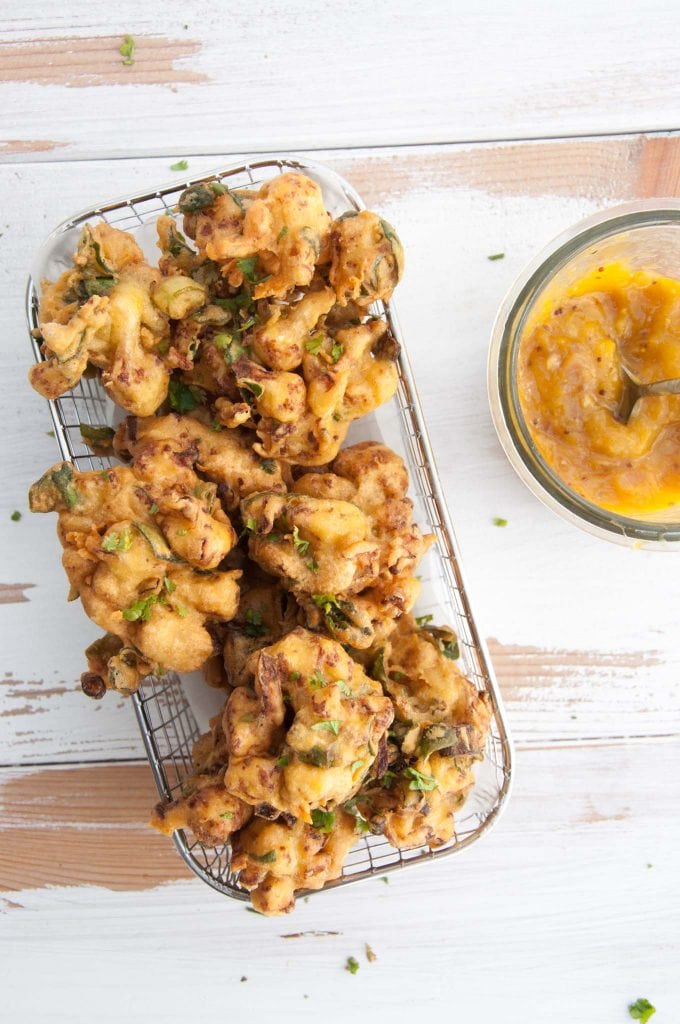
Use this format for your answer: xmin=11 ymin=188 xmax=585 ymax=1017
xmin=615 ymin=365 xmax=680 ymax=424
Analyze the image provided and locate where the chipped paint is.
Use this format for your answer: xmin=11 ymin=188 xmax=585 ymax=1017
xmin=0 ymin=583 xmax=35 ymax=605
xmin=0 ymin=140 xmax=66 ymax=155
xmin=0 ymin=36 xmax=207 ymax=88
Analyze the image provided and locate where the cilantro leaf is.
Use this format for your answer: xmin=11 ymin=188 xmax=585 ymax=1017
xmin=311 ymin=719 xmax=341 ymax=736
xmin=168 ymin=380 xmax=205 ymax=413
xmin=102 ymin=528 xmax=133 ymax=553
xmin=310 ymin=808 xmax=336 ymax=833
xmin=415 ymin=614 xmax=433 ymax=627
xmin=305 ymin=334 xmax=324 ymax=355
xmin=345 ymin=957 xmax=360 ymax=975
xmin=403 ymin=766 xmax=438 ymax=791
xmin=292 ymin=525 xmax=309 ymax=556
xmin=493 ymin=516 xmax=508 ymax=527
xmin=628 ymin=999 xmax=656 ymax=1022
xmin=336 ymin=679 xmax=352 ymax=697
xmin=122 ymin=594 xmax=158 ymax=622
xmin=119 ymin=34 xmax=135 ymax=66
xmin=260 ymin=459 xmax=277 ymax=475
xmin=308 ymin=671 xmax=327 ymax=690
xmin=330 ymin=342 xmax=344 ymax=363
xmin=487 ymin=252 xmax=505 ymax=261
xmin=10 ymin=510 xmax=21 ymax=522
xmin=170 ymin=159 xmax=189 ymax=171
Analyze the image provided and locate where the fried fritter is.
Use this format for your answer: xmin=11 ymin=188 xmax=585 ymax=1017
xmin=355 ymin=615 xmax=492 ymax=849
xmin=150 ymin=770 xmax=252 ymax=846
xmin=29 ymin=460 xmax=240 ymax=677
xmin=223 ymin=575 xmax=300 ymax=687
xmin=181 ymin=173 xmax=331 ymax=299
xmin=223 ymin=628 xmax=393 ymax=823
xmin=241 ymin=489 xmax=380 ymax=597
xmin=81 ymin=632 xmax=154 ymax=698
xmin=232 ymin=317 xmax=399 ymax=466
xmin=30 ymin=223 xmax=172 ymax=415
xmin=114 ymin=412 xmax=288 ymax=510
xmin=329 ymin=210 xmax=404 ymax=307
xmin=231 ymin=810 xmax=357 ymax=915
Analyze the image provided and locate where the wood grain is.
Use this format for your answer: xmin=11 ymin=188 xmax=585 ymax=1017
xmin=0 ymin=35 xmax=206 ymax=87
xmin=1 ymin=2 xmax=680 ymax=160
xmin=0 ymin=763 xmax=189 ymax=891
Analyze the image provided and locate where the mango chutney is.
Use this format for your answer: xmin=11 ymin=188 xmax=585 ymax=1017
xmin=517 ymin=262 xmax=680 ymax=516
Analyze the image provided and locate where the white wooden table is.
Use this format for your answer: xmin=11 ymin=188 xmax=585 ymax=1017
xmin=1 ymin=5 xmax=678 ymax=1021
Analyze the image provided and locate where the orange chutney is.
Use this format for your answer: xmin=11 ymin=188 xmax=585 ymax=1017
xmin=517 ymin=262 xmax=680 ymax=516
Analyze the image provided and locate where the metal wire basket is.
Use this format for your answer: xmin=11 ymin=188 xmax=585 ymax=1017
xmin=27 ymin=156 xmax=513 ymax=901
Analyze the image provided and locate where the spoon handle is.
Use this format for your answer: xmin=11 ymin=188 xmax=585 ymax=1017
xmin=639 ymin=377 xmax=680 ymax=397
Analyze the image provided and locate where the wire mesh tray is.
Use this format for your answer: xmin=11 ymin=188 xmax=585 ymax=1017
xmin=27 ymin=156 xmax=513 ymax=901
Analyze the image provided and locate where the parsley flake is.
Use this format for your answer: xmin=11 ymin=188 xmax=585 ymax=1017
xmin=168 ymin=380 xmax=205 ymax=413
xmin=10 ymin=510 xmax=21 ymax=522
xmin=487 ymin=252 xmax=505 ymax=261
xmin=305 ymin=334 xmax=324 ymax=355
xmin=310 ymin=808 xmax=336 ymax=833
xmin=122 ymin=594 xmax=158 ymax=622
xmin=312 ymin=719 xmax=341 ymax=736
xmin=102 ymin=528 xmax=132 ymax=552
xmin=308 ymin=671 xmax=327 ymax=690
xmin=415 ymin=614 xmax=433 ymax=627
xmin=330 ymin=342 xmax=344 ymax=363
xmin=492 ymin=516 xmax=508 ymax=527
xmin=276 ymin=754 xmax=290 ymax=768
xmin=292 ymin=525 xmax=310 ymax=556
xmin=170 ymin=159 xmax=189 ymax=172
xmin=628 ymin=999 xmax=656 ymax=1022
xmin=260 ymin=459 xmax=277 ymax=475
xmin=345 ymin=957 xmax=360 ymax=975
xmin=219 ymin=811 xmax=234 ymax=820
xmin=403 ymin=766 xmax=438 ymax=791
xmin=119 ymin=34 xmax=135 ymax=66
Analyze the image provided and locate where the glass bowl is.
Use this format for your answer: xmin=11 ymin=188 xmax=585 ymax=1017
xmin=488 ymin=199 xmax=680 ymax=550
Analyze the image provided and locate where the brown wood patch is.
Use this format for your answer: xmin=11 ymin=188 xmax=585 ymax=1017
xmin=0 ymin=583 xmax=35 ymax=605
xmin=337 ymin=135 xmax=680 ymax=205
xmin=0 ymin=763 xmax=190 ymax=892
xmin=0 ymin=36 xmax=207 ymax=88
xmin=0 ymin=140 xmax=65 ymax=155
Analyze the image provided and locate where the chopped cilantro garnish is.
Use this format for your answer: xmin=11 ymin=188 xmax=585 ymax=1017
xmin=628 ymin=999 xmax=656 ymax=1022
xmin=492 ymin=516 xmax=508 ymax=527
xmin=219 ymin=810 xmax=234 ymax=820
xmin=292 ymin=525 xmax=310 ymax=556
xmin=311 ymin=719 xmax=341 ymax=736
xmin=289 ymin=671 xmax=301 ymax=681
xmin=119 ymin=34 xmax=135 ymax=66
xmin=102 ymin=528 xmax=132 ymax=552
xmin=371 ymin=648 xmax=386 ymax=682
xmin=337 ymin=680 xmax=352 ymax=697
xmin=176 ymin=528 xmax=189 ymax=536
xmin=330 ymin=342 xmax=344 ymax=363
xmin=308 ymin=671 xmax=327 ymax=690
xmin=122 ymin=594 xmax=158 ymax=622
xmin=276 ymin=226 xmax=289 ymax=241
xmin=403 ymin=766 xmax=438 ymax=791
xmin=149 ymin=503 xmax=159 ymax=515
xmin=260 ymin=459 xmax=277 ymax=474
xmin=380 ymin=876 xmax=389 ymax=884
xmin=174 ymin=603 xmax=189 ymax=618
xmin=306 ymin=557 xmax=319 ymax=573
xmin=276 ymin=754 xmax=290 ymax=768
xmin=310 ymin=808 xmax=336 ymax=833
xmin=250 ymin=850 xmax=277 ymax=864
xmin=415 ymin=614 xmax=433 ymax=627
xmin=10 ymin=510 xmax=21 ymax=522
xmin=170 ymin=159 xmax=189 ymax=171
xmin=345 ymin=957 xmax=360 ymax=975
xmin=240 ymin=379 xmax=264 ymax=399
xmin=163 ymin=577 xmax=176 ymax=593
xmin=244 ymin=608 xmax=266 ymax=638
xmin=305 ymin=334 xmax=324 ymax=355
xmin=46 ymin=430 xmax=55 ymax=437
xmin=168 ymin=379 xmax=205 ymax=413
xmin=236 ymin=256 xmax=259 ymax=281
xmin=487 ymin=252 xmax=505 ymax=261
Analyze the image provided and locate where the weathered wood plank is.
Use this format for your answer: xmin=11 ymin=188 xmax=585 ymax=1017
xmin=2 ymin=740 xmax=677 ymax=1023
xmin=0 ymin=3 xmax=679 ymax=159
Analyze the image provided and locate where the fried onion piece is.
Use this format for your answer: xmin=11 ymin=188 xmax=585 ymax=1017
xmin=30 ymin=223 xmax=171 ymax=415
xmin=231 ymin=810 xmax=357 ymax=915
xmin=355 ymin=615 xmax=492 ymax=849
xmin=223 ymin=628 xmax=393 ymax=824
xmin=329 ymin=210 xmax=404 ymax=307
xmin=29 ymin=461 xmax=240 ymax=679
